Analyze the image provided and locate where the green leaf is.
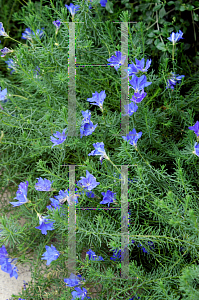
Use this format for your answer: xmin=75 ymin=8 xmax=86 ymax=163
xmin=179 ymin=4 xmax=194 ymax=11
xmin=146 ymin=38 xmax=154 ymax=45
xmin=147 ymin=31 xmax=155 ymax=38
xmin=153 ymin=4 xmax=162 ymax=12
xmin=155 ymin=42 xmax=167 ymax=51
xmin=180 ymin=5 xmax=186 ymax=11
xmin=139 ymin=3 xmax=150 ymax=11
xmin=106 ymin=1 xmax=114 ymax=13
xmin=167 ymin=1 xmax=175 ymax=5
xmin=92 ymin=0 xmax=100 ymax=4
xmin=187 ymin=4 xmax=194 ymax=10
xmin=159 ymin=7 xmax=166 ymax=18
xmin=193 ymin=12 xmax=199 ymax=21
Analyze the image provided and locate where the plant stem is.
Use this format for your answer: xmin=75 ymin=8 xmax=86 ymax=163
xmin=6 ymin=36 xmax=24 ymax=45
xmin=135 ymin=147 xmax=150 ymax=166
xmin=106 ymin=157 xmax=122 ymax=176
xmin=172 ymin=44 xmax=175 ymax=61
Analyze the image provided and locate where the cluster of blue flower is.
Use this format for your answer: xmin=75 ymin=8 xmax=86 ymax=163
xmin=0 ymin=171 xmax=149 ymax=300
xmin=0 ymin=245 xmax=18 ymax=279
xmin=64 ymin=265 xmax=140 ymax=300
xmin=0 ymin=173 xmax=145 ymax=300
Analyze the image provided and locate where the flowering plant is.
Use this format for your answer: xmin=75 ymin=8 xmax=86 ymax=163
xmin=0 ymin=1 xmax=199 ymax=300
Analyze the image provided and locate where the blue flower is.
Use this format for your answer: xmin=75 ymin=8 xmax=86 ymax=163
xmin=148 ymin=241 xmax=155 ymax=250
xmin=0 ymin=87 xmax=7 ymax=103
xmin=81 ymin=110 xmax=92 ymax=123
xmin=137 ymin=241 xmax=154 ymax=253
xmin=167 ymin=30 xmax=183 ymax=45
xmin=80 ymin=120 xmax=98 ymax=138
xmin=65 ymin=3 xmax=80 ymax=19
xmin=10 ymin=181 xmax=29 ymax=207
xmin=35 ymin=177 xmax=54 ymax=191
xmin=5 ymin=58 xmax=18 ymax=74
xmin=130 ymin=89 xmax=147 ymax=103
xmin=0 ymin=246 xmax=18 ymax=279
xmin=100 ymin=0 xmax=107 ymax=7
xmin=137 ymin=243 xmax=148 ymax=253
xmin=8 ymin=258 xmax=19 ymax=279
xmin=134 ymin=58 xmax=151 ymax=73
xmin=48 ymin=204 xmax=66 ymax=216
xmin=85 ymin=191 xmax=96 ymax=198
xmin=129 ymin=74 xmax=152 ymax=93
xmin=64 ymin=273 xmax=84 ymax=287
xmin=35 ymin=214 xmax=55 ymax=235
xmin=86 ymin=0 xmax=93 ymax=9
xmin=86 ymin=249 xmax=104 ymax=261
xmin=53 ymin=20 xmax=61 ymax=35
xmin=100 ymin=190 xmax=117 ymax=207
xmin=71 ymin=287 xmax=91 ymax=300
xmin=1 ymin=258 xmax=18 ymax=279
xmin=53 ymin=19 xmax=61 ymax=30
xmin=110 ymin=243 xmax=134 ymax=262
xmin=21 ymin=27 xmax=45 ymax=41
xmin=17 ymin=181 xmax=29 ymax=195
xmin=193 ymin=142 xmax=199 ymax=157
xmin=110 ymin=241 xmax=137 ymax=262
xmin=87 ymin=0 xmax=107 ymax=8
xmin=50 ymin=128 xmax=67 ymax=148
xmin=0 ymin=245 xmax=9 ymax=264
xmin=76 ymin=181 xmax=96 ymax=198
xmin=21 ymin=28 xmax=33 ymax=40
xmin=41 ymin=244 xmax=60 ymax=265
xmin=189 ymin=121 xmax=199 ymax=137
xmin=0 ymin=47 xmax=13 ymax=57
xmin=36 ymin=28 xmax=45 ymax=39
xmin=55 ymin=188 xmax=80 ymax=205
xmin=122 ymin=102 xmax=138 ymax=116
xmin=47 ymin=197 xmax=62 ymax=211
xmin=166 ymin=72 xmax=185 ymax=89
xmin=87 ymin=90 xmax=106 ymax=112
xmin=23 ymin=280 xmax=28 ymax=291
xmin=33 ymin=66 xmax=40 ymax=78
xmin=107 ymin=51 xmax=126 ymax=71
xmin=123 ymin=58 xmax=151 ymax=78
xmin=0 ymin=22 xmax=8 ymax=37
xmin=110 ymin=248 xmax=122 ymax=261
xmin=77 ymin=170 xmax=100 ymax=191
xmin=88 ymin=141 xmax=109 ymax=164
xmin=122 ymin=128 xmax=142 ymax=148
xmin=80 ymin=110 xmax=98 ymax=138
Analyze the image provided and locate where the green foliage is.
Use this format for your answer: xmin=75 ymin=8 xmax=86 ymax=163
xmin=121 ymin=0 xmax=199 ymax=72
xmin=0 ymin=0 xmax=27 ymax=77
xmin=179 ymin=264 xmax=199 ymax=299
